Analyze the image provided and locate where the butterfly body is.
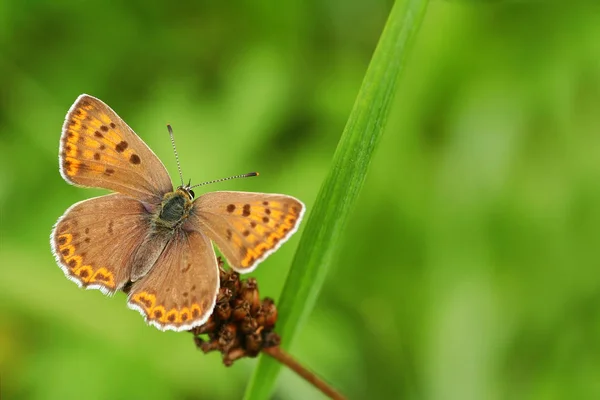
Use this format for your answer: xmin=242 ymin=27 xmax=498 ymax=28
xmin=128 ymin=188 xmax=194 ymax=281
xmin=51 ymin=94 xmax=305 ymax=331
xmin=155 ymin=188 xmax=194 ymax=230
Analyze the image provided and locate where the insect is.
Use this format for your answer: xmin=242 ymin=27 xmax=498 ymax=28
xmin=51 ymin=94 xmax=304 ymax=331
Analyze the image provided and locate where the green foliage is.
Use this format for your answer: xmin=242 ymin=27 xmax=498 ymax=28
xmin=245 ymin=0 xmax=429 ymax=398
xmin=2 ymin=2 xmax=600 ymax=399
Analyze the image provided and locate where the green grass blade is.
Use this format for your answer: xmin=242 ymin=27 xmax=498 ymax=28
xmin=244 ymin=0 xmax=430 ymax=398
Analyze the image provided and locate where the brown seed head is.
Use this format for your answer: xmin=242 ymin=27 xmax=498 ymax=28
xmin=190 ymin=264 xmax=280 ymax=366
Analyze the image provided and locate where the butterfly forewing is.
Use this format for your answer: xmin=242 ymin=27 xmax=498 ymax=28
xmin=60 ymin=94 xmax=173 ymax=203
xmin=185 ymin=191 xmax=305 ymax=273
xmin=51 ymin=194 xmax=151 ymax=294
xmin=127 ymin=229 xmax=219 ymax=332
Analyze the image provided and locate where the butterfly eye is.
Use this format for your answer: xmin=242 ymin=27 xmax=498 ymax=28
xmin=189 ymin=189 xmax=195 ymax=199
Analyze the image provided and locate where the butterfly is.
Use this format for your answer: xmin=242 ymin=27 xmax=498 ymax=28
xmin=51 ymin=94 xmax=304 ymax=332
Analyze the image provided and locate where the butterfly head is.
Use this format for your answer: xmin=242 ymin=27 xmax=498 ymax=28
xmin=177 ymin=181 xmax=195 ymax=200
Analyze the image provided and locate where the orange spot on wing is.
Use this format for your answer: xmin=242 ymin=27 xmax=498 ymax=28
xmin=132 ymin=292 xmax=156 ymax=312
xmin=66 ymin=130 xmax=80 ymax=144
xmin=88 ymin=117 xmax=103 ymax=130
xmin=190 ymin=303 xmax=202 ymax=318
xmin=63 ymin=157 xmax=82 ymax=176
xmin=60 ymin=245 xmax=75 ymax=258
xmin=179 ymin=307 xmax=191 ymax=322
xmin=90 ymin=267 xmax=116 ymax=288
xmin=105 ymin=130 xmax=122 ymax=144
xmin=99 ymin=113 xmax=112 ymax=125
xmin=150 ymin=305 xmax=167 ymax=322
xmin=241 ymin=258 xmax=251 ymax=268
xmin=240 ymin=242 xmax=267 ymax=267
xmin=87 ymin=163 xmax=105 ymax=173
xmin=240 ymin=208 xmax=299 ymax=267
xmin=253 ymin=224 xmax=267 ymax=236
xmin=165 ymin=309 xmax=178 ymax=324
xmin=69 ymin=119 xmax=82 ymax=130
xmin=83 ymin=137 xmax=101 ymax=148
xmin=82 ymin=149 xmax=95 ymax=159
xmin=245 ymin=232 xmax=258 ymax=243
xmin=74 ymin=109 xmax=88 ymax=121
xmin=58 ymin=233 xmax=73 ymax=247
xmin=65 ymin=143 xmax=78 ymax=157
xmin=74 ymin=265 xmax=93 ymax=283
xmin=142 ymin=302 xmax=207 ymax=325
xmin=269 ymin=234 xmax=280 ymax=245
xmin=269 ymin=209 xmax=284 ymax=221
xmin=122 ymin=148 xmax=134 ymax=160
xmin=66 ymin=255 xmax=83 ymax=270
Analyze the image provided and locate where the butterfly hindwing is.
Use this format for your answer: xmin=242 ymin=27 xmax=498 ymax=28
xmin=185 ymin=191 xmax=305 ymax=273
xmin=60 ymin=94 xmax=173 ymax=203
xmin=51 ymin=193 xmax=151 ymax=295
xmin=127 ymin=229 xmax=219 ymax=331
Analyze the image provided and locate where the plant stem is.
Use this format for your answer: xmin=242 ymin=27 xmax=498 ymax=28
xmin=262 ymin=346 xmax=346 ymax=400
xmin=245 ymin=0 xmax=430 ymax=397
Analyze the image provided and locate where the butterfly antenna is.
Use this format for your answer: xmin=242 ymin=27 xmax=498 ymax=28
xmin=167 ymin=124 xmax=184 ymax=186
xmin=189 ymin=172 xmax=259 ymax=189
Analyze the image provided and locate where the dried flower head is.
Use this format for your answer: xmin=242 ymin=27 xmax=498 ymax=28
xmin=190 ymin=257 xmax=281 ymax=366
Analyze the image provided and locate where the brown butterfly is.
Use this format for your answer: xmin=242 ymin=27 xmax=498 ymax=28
xmin=51 ymin=94 xmax=304 ymax=331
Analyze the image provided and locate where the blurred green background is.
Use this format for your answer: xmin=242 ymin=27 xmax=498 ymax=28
xmin=2 ymin=1 xmax=600 ymax=399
